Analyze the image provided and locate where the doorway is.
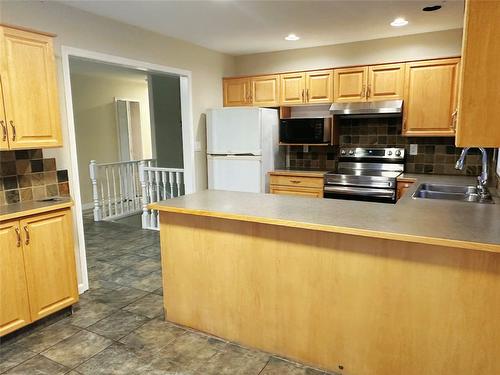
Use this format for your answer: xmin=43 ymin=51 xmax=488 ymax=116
xmin=61 ymin=47 xmax=195 ymax=294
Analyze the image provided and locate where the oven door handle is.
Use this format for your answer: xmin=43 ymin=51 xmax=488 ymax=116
xmin=324 ymin=185 xmax=395 ymax=198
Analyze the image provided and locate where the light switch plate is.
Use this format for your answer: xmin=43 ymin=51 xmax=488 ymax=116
xmin=410 ymin=144 xmax=418 ymax=155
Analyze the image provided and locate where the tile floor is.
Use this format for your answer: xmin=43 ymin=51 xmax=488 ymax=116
xmin=0 ymin=211 xmax=337 ymax=375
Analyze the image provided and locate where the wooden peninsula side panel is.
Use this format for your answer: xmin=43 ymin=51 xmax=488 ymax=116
xmin=159 ymin=211 xmax=500 ymax=375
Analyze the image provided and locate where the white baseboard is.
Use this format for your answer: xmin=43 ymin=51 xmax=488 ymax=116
xmin=78 ymin=282 xmax=89 ymax=295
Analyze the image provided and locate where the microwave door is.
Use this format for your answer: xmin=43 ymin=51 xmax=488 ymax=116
xmin=279 ymin=118 xmax=330 ymax=144
xmin=280 ymin=121 xmax=314 ymax=144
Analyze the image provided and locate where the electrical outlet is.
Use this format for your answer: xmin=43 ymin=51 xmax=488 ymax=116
xmin=410 ymin=144 xmax=418 ymax=155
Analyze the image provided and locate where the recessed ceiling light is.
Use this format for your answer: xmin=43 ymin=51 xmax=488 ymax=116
xmin=285 ymin=33 xmax=300 ymax=41
xmin=390 ymin=17 xmax=409 ymax=27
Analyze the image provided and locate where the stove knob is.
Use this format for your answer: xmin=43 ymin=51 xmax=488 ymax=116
xmin=348 ymin=149 xmax=354 ymax=155
xmin=341 ymin=150 xmax=346 ymax=155
xmin=387 ymin=150 xmax=393 ymax=156
xmin=395 ymin=150 xmax=401 ymax=157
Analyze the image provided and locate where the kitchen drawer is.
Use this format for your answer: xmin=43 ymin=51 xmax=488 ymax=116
xmin=270 ymin=185 xmax=323 ymax=198
xmin=269 ymin=174 xmax=324 ymax=189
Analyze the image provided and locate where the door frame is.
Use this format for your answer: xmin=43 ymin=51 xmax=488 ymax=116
xmin=61 ymin=46 xmax=196 ymax=293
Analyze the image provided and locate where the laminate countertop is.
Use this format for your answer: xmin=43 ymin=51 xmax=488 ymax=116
xmin=150 ymin=174 xmax=500 ymax=253
xmin=0 ymin=197 xmax=73 ymax=221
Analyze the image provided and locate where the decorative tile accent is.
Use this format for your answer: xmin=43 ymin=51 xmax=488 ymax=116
xmin=20 ymin=188 xmax=33 ymax=202
xmin=284 ymin=118 xmax=494 ymax=176
xmin=0 ymin=149 xmax=70 ymax=206
xmin=57 ymin=170 xmax=69 ymax=183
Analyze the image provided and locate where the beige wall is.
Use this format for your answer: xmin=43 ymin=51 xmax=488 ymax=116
xmin=1 ymin=0 xmax=235 ymax=191
xmin=234 ymin=29 xmax=463 ymax=75
xmin=70 ymin=73 xmax=151 ymax=206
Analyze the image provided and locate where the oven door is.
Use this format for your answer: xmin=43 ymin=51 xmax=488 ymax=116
xmin=324 ymin=185 xmax=396 ymax=203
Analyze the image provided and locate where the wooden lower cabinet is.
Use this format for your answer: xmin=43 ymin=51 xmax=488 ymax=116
xmin=0 ymin=221 xmax=31 ymax=336
xmin=0 ymin=208 xmax=78 ymax=336
xmin=269 ymin=172 xmax=324 ymax=198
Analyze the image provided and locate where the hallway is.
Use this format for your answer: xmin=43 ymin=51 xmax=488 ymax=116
xmin=0 ymin=212 xmax=336 ymax=375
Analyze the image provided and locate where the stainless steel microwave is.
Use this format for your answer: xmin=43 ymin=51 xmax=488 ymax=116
xmin=279 ymin=117 xmax=332 ymax=144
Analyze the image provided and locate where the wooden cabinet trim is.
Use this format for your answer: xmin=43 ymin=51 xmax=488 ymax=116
xmin=0 ymin=25 xmax=62 ymax=149
xmin=0 ymin=220 xmax=32 ymax=336
xmin=270 ymin=185 xmax=323 ymax=198
xmin=251 ymin=74 xmax=280 ymax=107
xmin=305 ymin=69 xmax=333 ymax=104
xmin=19 ymin=208 xmax=78 ymax=322
xmin=279 ymin=72 xmax=306 ymax=105
xmin=403 ymin=58 xmax=460 ymax=137
xmin=333 ymin=66 xmax=368 ymax=103
xmin=269 ymin=174 xmax=324 ymax=189
xmin=367 ymin=63 xmax=405 ymax=101
xmin=455 ymin=0 xmax=500 ymax=147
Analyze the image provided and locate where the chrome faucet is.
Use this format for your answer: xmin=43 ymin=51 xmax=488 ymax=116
xmin=455 ymin=147 xmax=490 ymax=198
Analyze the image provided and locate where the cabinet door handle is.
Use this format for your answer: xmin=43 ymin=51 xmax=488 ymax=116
xmin=306 ymin=89 xmax=310 ymax=102
xmin=367 ymin=84 xmax=371 ymax=99
xmin=15 ymin=227 xmax=21 ymax=247
xmin=301 ymin=89 xmax=305 ymax=102
xmin=361 ymin=84 xmax=366 ymax=98
xmin=0 ymin=121 xmax=6 ymax=141
xmin=451 ymin=109 xmax=458 ymax=130
xmin=23 ymin=226 xmax=30 ymax=245
xmin=10 ymin=121 xmax=16 ymax=141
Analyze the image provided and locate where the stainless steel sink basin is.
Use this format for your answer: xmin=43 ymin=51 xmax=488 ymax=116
xmin=413 ymin=183 xmax=494 ymax=204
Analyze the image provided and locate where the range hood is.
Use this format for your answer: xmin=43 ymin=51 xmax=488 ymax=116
xmin=329 ymin=100 xmax=403 ymax=118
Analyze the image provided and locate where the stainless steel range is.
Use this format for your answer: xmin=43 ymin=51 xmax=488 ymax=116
xmin=324 ymin=147 xmax=405 ymax=203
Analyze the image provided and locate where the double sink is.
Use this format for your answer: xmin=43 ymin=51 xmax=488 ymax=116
xmin=413 ymin=183 xmax=495 ymax=204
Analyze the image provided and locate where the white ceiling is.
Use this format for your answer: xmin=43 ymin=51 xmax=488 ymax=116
xmin=64 ymin=0 xmax=465 ymax=56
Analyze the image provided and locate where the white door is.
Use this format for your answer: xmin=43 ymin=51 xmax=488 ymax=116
xmin=207 ymin=108 xmax=262 ymax=155
xmin=207 ymin=155 xmax=262 ymax=193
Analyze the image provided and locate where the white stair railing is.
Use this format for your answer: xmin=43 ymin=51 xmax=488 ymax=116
xmin=139 ymin=163 xmax=185 ymax=230
xmin=89 ymin=159 xmax=155 ymax=222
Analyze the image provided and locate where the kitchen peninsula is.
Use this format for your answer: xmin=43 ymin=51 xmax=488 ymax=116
xmin=150 ymin=178 xmax=500 ymax=375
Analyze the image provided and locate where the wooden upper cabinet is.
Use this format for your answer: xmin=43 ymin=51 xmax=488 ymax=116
xmin=333 ymin=67 xmax=368 ymax=102
xmin=223 ymin=78 xmax=251 ymax=107
xmin=367 ymin=63 xmax=404 ymax=101
xmin=280 ymin=72 xmax=306 ymax=104
xmin=456 ymin=0 xmax=500 ymax=147
xmin=305 ymin=70 xmax=333 ymax=103
xmin=20 ymin=209 xmax=78 ymax=321
xmin=0 ymin=75 xmax=9 ymax=151
xmin=0 ymin=221 xmax=32 ymax=336
xmin=403 ymin=58 xmax=460 ymax=136
xmin=0 ymin=26 xmax=62 ymax=149
xmin=251 ymin=75 xmax=279 ymax=107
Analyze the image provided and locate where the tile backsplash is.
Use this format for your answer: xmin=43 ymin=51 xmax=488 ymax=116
xmin=0 ymin=149 xmax=70 ymax=205
xmin=286 ymin=117 xmax=494 ymax=177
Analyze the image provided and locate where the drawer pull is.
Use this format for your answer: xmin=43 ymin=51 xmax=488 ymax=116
xmin=10 ymin=121 xmax=16 ymax=141
xmin=290 ymin=180 xmax=301 ymax=184
xmin=1 ymin=121 xmax=6 ymax=141
xmin=24 ymin=226 xmax=30 ymax=245
xmin=15 ymin=227 xmax=21 ymax=247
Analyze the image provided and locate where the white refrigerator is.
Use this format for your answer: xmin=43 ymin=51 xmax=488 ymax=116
xmin=206 ymin=107 xmax=280 ymax=193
